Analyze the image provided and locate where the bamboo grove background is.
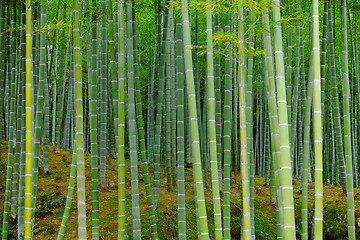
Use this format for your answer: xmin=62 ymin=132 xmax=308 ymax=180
xmin=0 ymin=0 xmax=359 ymax=239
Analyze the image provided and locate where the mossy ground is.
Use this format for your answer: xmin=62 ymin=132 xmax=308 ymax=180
xmin=0 ymin=141 xmax=359 ymax=239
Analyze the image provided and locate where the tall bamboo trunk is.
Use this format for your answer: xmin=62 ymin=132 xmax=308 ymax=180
xmin=24 ymin=0 xmax=34 ymax=238
xmin=341 ymin=0 xmax=356 ymax=238
xmin=182 ymin=0 xmax=210 ymax=237
xmin=238 ymin=3 xmax=251 ymax=239
xmin=73 ymin=0 xmax=87 ymax=238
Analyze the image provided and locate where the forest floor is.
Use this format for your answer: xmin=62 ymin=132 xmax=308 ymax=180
xmin=0 ymin=141 xmax=360 ymax=239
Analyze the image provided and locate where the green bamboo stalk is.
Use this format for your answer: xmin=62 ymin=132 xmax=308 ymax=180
xmin=126 ymin=0 xmax=141 ymax=237
xmin=107 ymin=68 xmax=115 ymax=157
xmin=165 ymin=11 xmax=171 ymax=190
xmin=99 ymin=0 xmax=108 ymax=189
xmin=109 ymin=0 xmax=118 ymax=156
xmin=233 ymin=51 xmax=239 ymax=175
xmin=214 ymin=12 xmax=222 ymax=192
xmin=73 ymin=0 xmax=86 ymax=238
xmin=61 ymin=19 xmax=70 ymax=149
xmin=24 ymin=0 xmax=34 ymax=238
xmin=223 ymin=9 xmax=232 ymax=240
xmin=117 ymin=0 xmax=126 ymax=238
xmin=355 ymin=2 xmax=360 ymax=188
xmin=321 ymin=3 xmax=328 ymax=130
xmin=182 ymin=0 xmax=210 ymax=237
xmin=0 ymin=1 xmax=4 ymax=144
xmin=54 ymin=5 xmax=67 ymax=153
xmin=206 ymin=1 xmax=222 ymax=238
xmin=254 ymin=72 xmax=260 ymax=176
xmin=286 ymin=5 xmax=293 ymax=134
xmin=148 ymin=39 xmax=156 ymax=166
xmin=327 ymin=4 xmax=346 ymax=189
xmin=203 ymin=78 xmax=208 ymax=177
xmin=132 ymin=7 xmax=159 ymax=238
xmin=238 ymin=3 xmax=250 ymax=239
xmin=84 ymin=0 xmax=91 ymax=155
xmin=297 ymin=2 xmax=306 ymax=181
xmin=57 ymin=9 xmax=73 ymax=151
xmin=341 ymin=0 xmax=356 ymax=238
xmin=2 ymin=7 xmax=17 ymax=237
xmin=30 ymin=0 xmax=47 ymax=228
xmin=11 ymin=70 xmax=23 ymax=219
xmin=32 ymin=3 xmax=39 ymax=111
xmin=18 ymin=9 xmax=27 ymax=237
xmin=263 ymin=4 xmax=283 ymax=238
xmin=290 ymin=0 xmax=302 ymax=168
xmin=223 ymin=9 xmax=232 ymax=239
xmin=42 ymin=61 xmax=50 ymax=173
xmin=51 ymin=9 xmax=59 ymax=149
xmin=312 ymin=0 xmax=323 ymax=238
xmin=271 ymin=1 xmax=296 ymax=238
xmin=264 ymin=106 xmax=271 ymax=183
xmin=348 ymin=8 xmax=359 ymax=187
xmin=175 ymin=9 xmax=186 ymax=239
xmin=246 ymin=11 xmax=255 ymax=239
xmin=256 ymin=68 xmax=262 ymax=177
xmin=330 ymin=106 xmax=336 ymax=183
xmin=153 ymin=0 xmax=169 ymax=206
xmin=170 ymin=8 xmax=177 ymax=190
xmin=90 ymin=0 xmax=100 ymax=237
xmin=56 ymin=140 xmax=77 ymax=240
xmin=4 ymin=23 xmax=10 ymax=137
xmin=148 ymin=0 xmax=161 ymax=166
xmin=202 ymin=85 xmax=208 ymax=189
xmin=348 ymin=8 xmax=358 ymax=186
xmin=301 ymin=65 xmax=313 ymax=240
xmin=41 ymin=2 xmax=49 ymax=171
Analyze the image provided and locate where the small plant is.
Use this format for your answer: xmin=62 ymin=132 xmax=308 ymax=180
xmin=36 ymin=190 xmax=66 ymax=217
xmin=0 ymin=212 xmax=18 ymax=239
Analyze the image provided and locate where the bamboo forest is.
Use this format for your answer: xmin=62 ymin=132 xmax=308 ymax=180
xmin=1 ymin=0 xmax=360 ymax=239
